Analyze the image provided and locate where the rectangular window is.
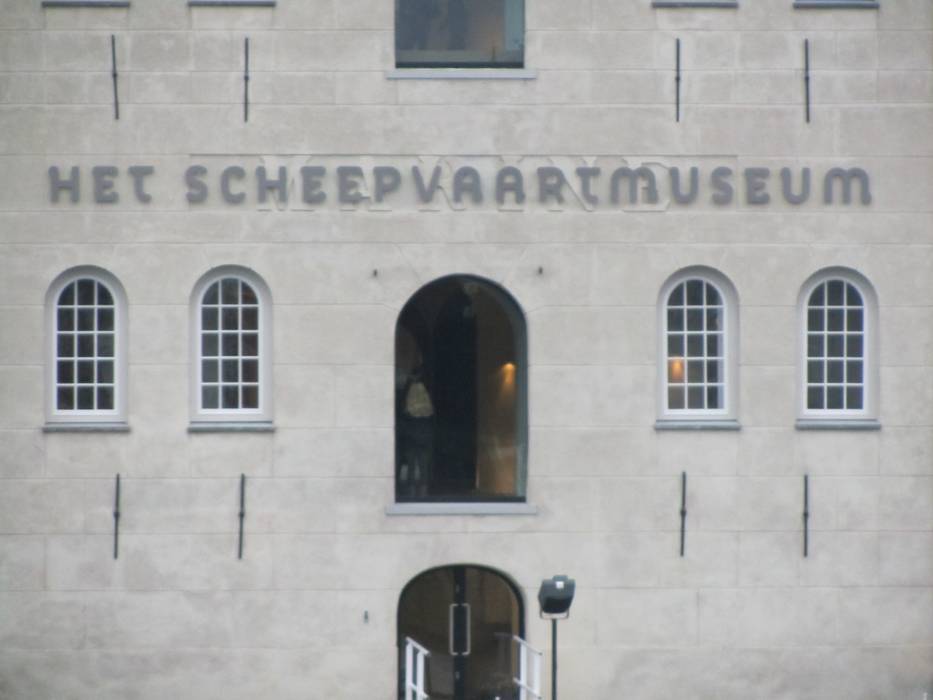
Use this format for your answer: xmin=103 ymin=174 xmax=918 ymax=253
xmin=395 ymin=0 xmax=524 ymax=69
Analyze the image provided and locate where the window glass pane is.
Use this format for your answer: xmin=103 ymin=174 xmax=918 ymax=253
xmin=242 ymin=385 xmax=259 ymax=409
xmin=203 ymin=282 xmax=219 ymax=305
xmin=706 ymin=308 xmax=722 ymax=331
xmin=827 ymin=280 xmax=844 ymax=305
xmin=98 ymin=334 xmax=114 ymax=358
xmin=807 ymin=308 xmax=823 ymax=331
xmin=202 ymin=333 xmax=218 ymax=357
xmin=846 ymin=283 xmax=862 ymax=306
xmin=668 ymin=284 xmax=684 ymax=306
xmin=57 ymin=387 xmax=74 ymax=410
xmin=97 ymin=386 xmax=113 ymax=410
xmin=77 ymin=309 xmax=95 ymax=331
xmin=847 ymin=361 xmax=863 ymax=383
xmin=687 ymin=386 xmax=704 ymax=409
xmin=58 ymin=308 xmax=74 ymax=331
xmin=807 ymin=360 xmax=823 ymax=383
xmin=202 ymin=386 xmax=218 ymax=409
xmin=706 ymin=385 xmax=722 ymax=409
xmin=395 ymin=0 xmax=525 ymax=68
xmin=687 ymin=360 xmax=704 ymax=383
xmin=667 ymin=335 xmax=684 ymax=357
xmin=668 ymin=358 xmax=684 ymax=383
xmin=222 ymin=334 xmax=238 ymax=356
xmin=826 ymin=386 xmax=844 ymax=409
xmin=222 ymin=386 xmax=239 ymax=409
xmin=97 ymin=308 xmax=114 ymax=332
xmin=706 ymin=334 xmax=720 ymax=357
xmin=807 ymin=334 xmax=823 ymax=358
xmin=846 ymin=309 xmax=863 ymax=332
xmin=667 ymin=308 xmax=684 ymax=332
xmin=707 ymin=360 xmax=720 ymax=383
xmin=807 ymin=386 xmax=823 ymax=409
xmin=222 ymin=360 xmax=239 ymax=382
xmin=846 ymin=386 xmax=863 ymax=410
xmin=242 ymin=359 xmax=259 ymax=383
xmin=202 ymin=360 xmax=218 ymax=383
xmin=827 ymin=309 xmax=844 ymax=331
xmin=686 ymin=309 xmax=703 ymax=331
xmin=97 ymin=284 xmax=113 ymax=306
xmin=57 ymin=334 xmax=74 ymax=358
xmin=808 ymin=284 xmax=824 ymax=307
xmin=57 ymin=360 xmax=74 ymax=383
xmin=222 ymin=308 xmax=239 ymax=330
xmin=242 ymin=334 xmax=259 ymax=357
xmin=221 ymin=278 xmax=239 ymax=304
xmin=78 ymin=335 xmax=94 ymax=357
xmin=686 ymin=280 xmax=704 ymax=306
xmin=827 ymin=360 xmax=844 ymax=383
xmin=686 ymin=335 xmax=703 ymax=357
xmin=202 ymin=308 xmax=218 ymax=331
xmin=99 ymin=360 xmax=113 ymax=383
xmin=59 ymin=282 xmax=75 ymax=305
xmin=77 ymin=279 xmax=95 ymax=305
xmin=242 ymin=308 xmax=259 ymax=331
xmin=827 ymin=335 xmax=844 ymax=358
xmin=668 ymin=386 xmax=685 ymax=409
xmin=77 ymin=360 xmax=94 ymax=384
xmin=241 ymin=283 xmax=258 ymax=305
xmin=847 ymin=335 xmax=863 ymax=357
xmin=705 ymin=284 xmax=721 ymax=306
xmin=77 ymin=386 xmax=94 ymax=409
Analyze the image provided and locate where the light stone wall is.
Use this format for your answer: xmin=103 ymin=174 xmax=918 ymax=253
xmin=0 ymin=0 xmax=931 ymax=698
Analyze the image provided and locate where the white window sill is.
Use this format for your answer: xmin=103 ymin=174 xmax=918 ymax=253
xmin=188 ymin=0 xmax=275 ymax=6
xmin=652 ymin=1 xmax=738 ymax=7
xmin=386 ymin=69 xmax=538 ymax=81
xmin=188 ymin=421 xmax=275 ymax=433
xmin=793 ymin=1 xmax=878 ymax=8
xmin=386 ymin=502 xmax=538 ymax=516
xmin=43 ymin=422 xmax=130 ymax=433
xmin=42 ymin=1 xmax=130 ymax=6
xmin=795 ymin=418 xmax=880 ymax=431
xmin=655 ymin=419 xmax=741 ymax=431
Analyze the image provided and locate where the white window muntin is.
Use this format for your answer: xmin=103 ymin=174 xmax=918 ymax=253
xmin=798 ymin=269 xmax=876 ymax=420
xmin=45 ymin=267 xmax=128 ymax=425
xmin=190 ymin=266 xmax=272 ymax=424
xmin=658 ymin=267 xmax=738 ymax=421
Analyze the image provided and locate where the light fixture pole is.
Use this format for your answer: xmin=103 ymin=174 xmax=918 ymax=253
xmin=538 ymin=575 xmax=576 ymax=700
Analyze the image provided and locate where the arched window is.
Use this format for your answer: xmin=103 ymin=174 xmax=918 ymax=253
xmin=657 ymin=267 xmax=739 ymax=427
xmin=798 ymin=268 xmax=878 ymax=426
xmin=190 ymin=267 xmax=272 ymax=428
xmin=395 ymin=275 xmax=527 ymax=503
xmin=46 ymin=267 xmax=128 ymax=427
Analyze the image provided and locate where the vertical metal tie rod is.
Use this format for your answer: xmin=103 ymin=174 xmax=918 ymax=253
xmin=679 ymin=471 xmax=687 ymax=557
xmin=243 ymin=37 xmax=250 ymax=123
xmin=113 ymin=473 xmax=121 ymax=560
xmin=675 ymin=38 xmax=682 ymax=123
xmin=237 ymin=473 xmax=246 ymax=559
xmin=803 ymin=474 xmax=810 ymax=557
xmin=804 ymin=38 xmax=811 ymax=123
xmin=110 ymin=34 xmax=120 ymax=121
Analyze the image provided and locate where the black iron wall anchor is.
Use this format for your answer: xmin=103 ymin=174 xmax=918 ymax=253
xmin=113 ymin=473 xmax=121 ymax=559
xmin=110 ymin=34 xmax=120 ymax=121
xmin=243 ymin=37 xmax=250 ymax=123
xmin=675 ymin=38 xmax=682 ymax=123
xmin=679 ymin=471 xmax=687 ymax=557
xmin=237 ymin=474 xmax=246 ymax=559
xmin=804 ymin=39 xmax=811 ymax=123
xmin=803 ymin=474 xmax=810 ymax=557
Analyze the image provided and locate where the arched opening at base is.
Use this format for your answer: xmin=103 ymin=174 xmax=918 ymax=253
xmin=398 ymin=565 xmax=524 ymax=700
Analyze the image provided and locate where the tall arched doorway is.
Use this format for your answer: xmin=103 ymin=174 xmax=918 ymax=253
xmin=398 ymin=565 xmax=524 ymax=700
xmin=395 ymin=275 xmax=528 ymax=503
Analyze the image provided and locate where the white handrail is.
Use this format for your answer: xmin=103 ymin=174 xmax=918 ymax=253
xmin=404 ymin=637 xmax=431 ymax=700
xmin=509 ymin=635 xmax=543 ymax=700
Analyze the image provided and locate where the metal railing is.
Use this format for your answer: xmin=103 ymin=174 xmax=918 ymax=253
xmin=494 ymin=633 xmax=542 ymax=700
xmin=404 ymin=636 xmax=431 ymax=700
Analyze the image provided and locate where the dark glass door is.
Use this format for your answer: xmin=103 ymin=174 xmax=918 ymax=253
xmin=398 ymin=566 xmax=523 ymax=700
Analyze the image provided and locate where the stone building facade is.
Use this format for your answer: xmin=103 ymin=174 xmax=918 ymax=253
xmin=0 ymin=0 xmax=931 ymax=698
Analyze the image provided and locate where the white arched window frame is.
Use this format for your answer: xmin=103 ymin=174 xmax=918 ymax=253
xmin=656 ymin=267 xmax=740 ymax=429
xmin=796 ymin=268 xmax=879 ymax=429
xmin=45 ymin=267 xmax=129 ymax=429
xmin=189 ymin=266 xmax=273 ymax=430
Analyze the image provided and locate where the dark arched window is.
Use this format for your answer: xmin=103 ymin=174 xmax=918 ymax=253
xmin=395 ymin=275 xmax=527 ymax=502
